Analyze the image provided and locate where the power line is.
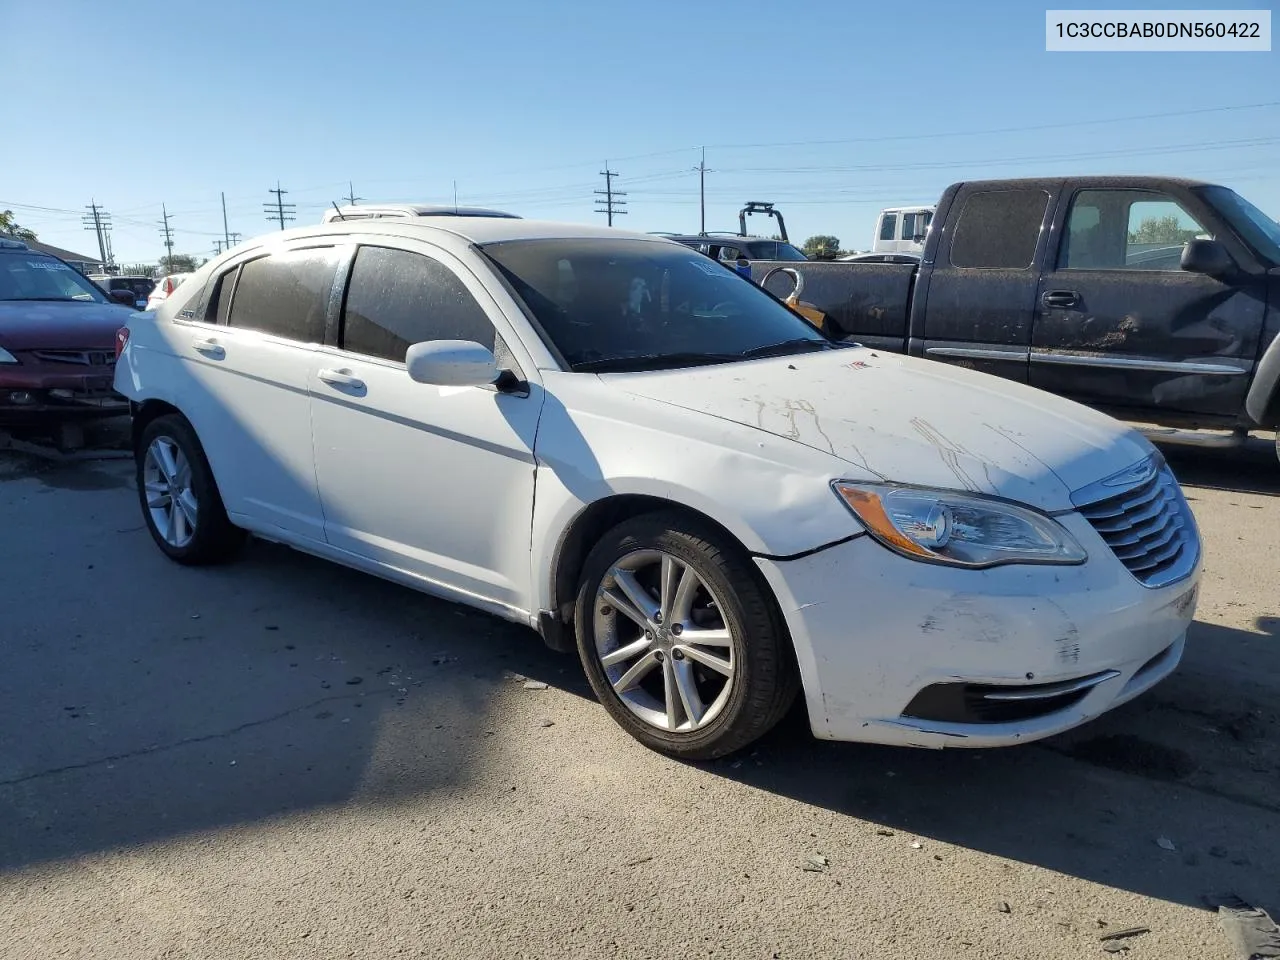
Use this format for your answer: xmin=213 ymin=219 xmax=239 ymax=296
xmin=264 ymin=181 xmax=296 ymax=230
xmin=594 ymin=165 xmax=627 ymax=225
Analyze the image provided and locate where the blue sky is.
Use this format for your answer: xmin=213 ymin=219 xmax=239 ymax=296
xmin=3 ymin=0 xmax=1277 ymax=263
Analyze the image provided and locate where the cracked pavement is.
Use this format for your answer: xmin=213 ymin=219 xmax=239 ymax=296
xmin=1 ymin=438 xmax=1277 ymax=959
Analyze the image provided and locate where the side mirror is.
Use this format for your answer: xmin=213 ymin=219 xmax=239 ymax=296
xmin=1180 ymin=238 xmax=1235 ymax=279
xmin=109 ymin=289 xmax=136 ymax=306
xmin=405 ymin=339 xmax=499 ymax=387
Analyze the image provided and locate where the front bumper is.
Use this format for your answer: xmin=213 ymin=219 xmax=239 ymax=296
xmin=0 ymin=368 xmax=128 ymax=424
xmin=755 ymin=512 xmax=1200 ymax=748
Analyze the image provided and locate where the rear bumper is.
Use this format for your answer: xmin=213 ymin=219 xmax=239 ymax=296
xmin=754 ymin=519 xmax=1200 ymax=749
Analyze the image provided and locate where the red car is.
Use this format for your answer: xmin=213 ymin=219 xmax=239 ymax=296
xmin=0 ymin=238 xmax=138 ymax=446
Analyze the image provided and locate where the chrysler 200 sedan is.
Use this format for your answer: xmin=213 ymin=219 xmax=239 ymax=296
xmin=114 ymin=217 xmax=1202 ymax=759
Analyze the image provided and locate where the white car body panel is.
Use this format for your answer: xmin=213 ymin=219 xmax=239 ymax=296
xmin=115 ymin=217 xmax=1202 ymax=749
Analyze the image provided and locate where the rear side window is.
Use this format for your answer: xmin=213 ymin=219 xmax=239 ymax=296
xmin=341 ymin=246 xmax=494 ymax=363
xmin=948 ymin=189 xmax=1049 ymax=269
xmin=226 ymin=248 xmax=339 ymax=343
xmin=879 ymin=215 xmax=898 ymax=241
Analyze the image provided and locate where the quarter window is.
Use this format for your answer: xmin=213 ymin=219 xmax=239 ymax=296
xmin=226 ymin=248 xmax=339 ymax=342
xmin=1059 ymin=189 xmax=1210 ymax=271
xmin=949 ymin=189 xmax=1049 ymax=269
xmin=341 ymin=246 xmax=495 ymax=363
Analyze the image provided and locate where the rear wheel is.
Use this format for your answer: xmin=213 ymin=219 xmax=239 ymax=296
xmin=574 ymin=512 xmax=799 ymax=760
xmin=136 ymin=414 xmax=244 ymax=565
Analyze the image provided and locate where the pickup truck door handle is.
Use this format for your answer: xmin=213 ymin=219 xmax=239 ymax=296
xmin=191 ymin=337 xmax=226 ymax=359
xmin=1042 ymin=290 xmax=1080 ymax=309
xmin=317 ymin=368 xmax=366 ymax=391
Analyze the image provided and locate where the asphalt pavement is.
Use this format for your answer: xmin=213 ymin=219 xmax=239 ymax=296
xmin=1 ymin=434 xmax=1276 ymax=959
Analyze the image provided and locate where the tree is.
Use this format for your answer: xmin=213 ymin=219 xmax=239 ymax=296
xmin=1128 ymin=215 xmax=1199 ymax=246
xmin=0 ymin=209 xmax=37 ymax=242
xmin=802 ymin=235 xmax=841 ymax=259
xmin=160 ymin=253 xmax=202 ymax=274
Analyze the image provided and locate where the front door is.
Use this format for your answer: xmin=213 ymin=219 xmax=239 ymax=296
xmin=914 ymin=186 xmax=1055 ymax=383
xmin=308 ymin=241 xmax=544 ymax=616
xmin=1031 ymin=187 xmax=1265 ymax=419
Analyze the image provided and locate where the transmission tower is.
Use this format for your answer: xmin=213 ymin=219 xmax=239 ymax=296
xmin=594 ymin=166 xmax=627 ymax=226
xmin=264 ymin=182 xmax=296 ymax=230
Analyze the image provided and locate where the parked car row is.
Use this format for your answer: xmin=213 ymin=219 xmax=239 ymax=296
xmin=111 ymin=212 xmax=1202 ymax=759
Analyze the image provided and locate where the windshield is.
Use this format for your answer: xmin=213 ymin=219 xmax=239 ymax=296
xmin=481 ymin=238 xmax=831 ymax=371
xmin=754 ymin=241 xmax=808 ymax=262
xmin=1197 ymin=186 xmax=1280 ymax=265
xmin=0 ymin=256 xmax=106 ymax=303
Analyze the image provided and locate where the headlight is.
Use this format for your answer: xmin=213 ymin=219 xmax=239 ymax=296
xmin=834 ymin=482 xmax=1087 ymax=568
xmin=0 ymin=347 xmax=17 ymax=364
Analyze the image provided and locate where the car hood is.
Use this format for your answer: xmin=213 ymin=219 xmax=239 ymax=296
xmin=602 ymin=347 xmax=1154 ymax=512
xmin=0 ymin=300 xmax=136 ymax=350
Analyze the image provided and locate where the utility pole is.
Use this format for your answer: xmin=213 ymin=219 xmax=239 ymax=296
xmin=158 ymin=204 xmax=175 ymax=271
xmin=82 ymin=201 xmax=111 ymax=270
xmin=343 ymin=181 xmax=363 ymax=206
xmin=594 ymin=165 xmax=627 ymax=226
xmin=221 ymin=191 xmax=231 ymax=248
xmin=264 ymin=181 xmax=296 ymax=230
xmin=693 ymin=147 xmax=713 ymax=235
xmin=453 ymin=180 xmax=458 ymax=213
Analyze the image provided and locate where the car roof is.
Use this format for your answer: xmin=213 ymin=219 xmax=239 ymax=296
xmin=322 ymin=203 xmax=520 ymax=223
xmin=245 ymin=217 xmax=683 ymax=248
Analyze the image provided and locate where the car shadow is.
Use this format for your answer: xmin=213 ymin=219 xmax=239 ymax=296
xmin=1160 ymin=437 xmax=1279 ymax=496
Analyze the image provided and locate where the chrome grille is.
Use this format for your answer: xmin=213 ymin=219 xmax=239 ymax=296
xmin=1072 ymin=455 xmax=1199 ymax=589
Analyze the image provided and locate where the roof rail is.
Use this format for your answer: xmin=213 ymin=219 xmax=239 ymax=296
xmin=321 ymin=203 xmax=521 ymax=224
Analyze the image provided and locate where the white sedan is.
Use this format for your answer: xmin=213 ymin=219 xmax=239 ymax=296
xmin=113 ymin=217 xmax=1202 ymax=758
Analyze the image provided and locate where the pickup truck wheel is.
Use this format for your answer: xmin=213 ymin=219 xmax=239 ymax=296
xmin=574 ymin=512 xmax=799 ymax=760
xmin=136 ymin=414 xmax=244 ymax=565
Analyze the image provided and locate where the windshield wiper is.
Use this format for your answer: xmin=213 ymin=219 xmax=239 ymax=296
xmin=572 ymin=352 xmax=745 ymax=373
xmin=738 ymin=337 xmax=833 ymax=359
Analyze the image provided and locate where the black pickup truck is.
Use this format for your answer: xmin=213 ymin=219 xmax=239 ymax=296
xmin=752 ymin=176 xmax=1280 ymax=459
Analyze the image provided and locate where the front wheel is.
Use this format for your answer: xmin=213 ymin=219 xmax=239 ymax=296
xmin=574 ymin=512 xmax=799 ymax=760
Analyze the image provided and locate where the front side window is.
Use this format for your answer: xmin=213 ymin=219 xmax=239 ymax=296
xmin=481 ymin=237 xmax=832 ymax=372
xmin=879 ymin=214 xmax=898 ymax=242
xmin=949 ymin=189 xmax=1049 ymax=269
xmin=0 ymin=255 xmax=106 ymax=302
xmin=341 ymin=246 xmax=495 ymax=363
xmin=1060 ymin=190 xmax=1209 ymax=271
xmin=226 ymin=247 xmax=339 ymax=342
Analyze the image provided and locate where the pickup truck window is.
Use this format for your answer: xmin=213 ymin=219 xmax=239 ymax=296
xmin=1199 ymin=185 xmax=1280 ymax=265
xmin=1060 ymin=190 xmax=1208 ymax=272
xmin=949 ymin=189 xmax=1048 ymax=269
xmin=879 ymin=215 xmax=898 ymax=242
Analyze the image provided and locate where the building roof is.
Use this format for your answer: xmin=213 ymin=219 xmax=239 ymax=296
xmin=1 ymin=234 xmax=104 ymax=266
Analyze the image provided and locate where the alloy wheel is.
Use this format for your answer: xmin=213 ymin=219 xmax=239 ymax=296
xmin=143 ymin=436 xmax=198 ymax=548
xmin=593 ymin=549 xmax=737 ymax=732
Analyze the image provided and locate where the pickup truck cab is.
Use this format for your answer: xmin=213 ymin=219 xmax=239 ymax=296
xmin=754 ymin=177 xmax=1280 ymax=459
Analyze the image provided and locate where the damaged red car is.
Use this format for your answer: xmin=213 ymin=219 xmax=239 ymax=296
xmin=0 ymin=238 xmax=137 ymax=446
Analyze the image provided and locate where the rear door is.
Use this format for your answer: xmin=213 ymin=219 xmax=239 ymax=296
xmin=914 ymin=186 xmax=1056 ymax=382
xmin=1031 ymin=187 xmax=1265 ymax=418
xmin=175 ymin=245 xmax=342 ymax=542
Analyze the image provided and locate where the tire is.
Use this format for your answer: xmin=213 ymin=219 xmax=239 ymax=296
xmin=136 ymin=414 xmax=244 ymax=565
xmin=574 ymin=511 xmax=799 ymax=760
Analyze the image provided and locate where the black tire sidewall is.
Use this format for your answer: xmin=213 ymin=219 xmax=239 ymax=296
xmin=574 ymin=513 xmax=793 ymax=759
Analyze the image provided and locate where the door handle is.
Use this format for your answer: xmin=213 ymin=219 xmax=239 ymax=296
xmin=191 ymin=337 xmax=226 ymax=359
xmin=1042 ymin=290 xmax=1080 ymax=309
xmin=317 ymin=368 xmax=366 ymax=391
